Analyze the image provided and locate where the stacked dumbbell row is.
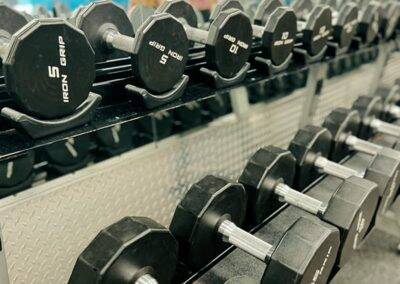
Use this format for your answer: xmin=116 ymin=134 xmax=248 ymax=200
xmin=0 ymin=93 xmax=231 ymax=197
xmin=65 ymin=84 xmax=400 ymax=283
xmin=0 ymin=0 xmax=397 ymax=133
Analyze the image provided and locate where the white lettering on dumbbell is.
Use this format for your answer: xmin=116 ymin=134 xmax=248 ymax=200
xmin=353 ymin=211 xmax=365 ymax=249
xmin=48 ymin=36 xmax=69 ymax=103
xmin=6 ymin=161 xmax=13 ymax=179
xmin=311 ymin=246 xmax=333 ymax=284
xmin=313 ymin=26 xmax=330 ymax=42
xmin=149 ymin=41 xmax=184 ymax=65
xmin=223 ymin=34 xmax=249 ymax=55
xmin=274 ymin=31 xmax=294 ymax=46
xmin=65 ymin=138 xmax=78 ymax=158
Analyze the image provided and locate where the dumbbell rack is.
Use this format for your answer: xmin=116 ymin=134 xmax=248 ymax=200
xmin=0 ymin=39 xmax=398 ymax=283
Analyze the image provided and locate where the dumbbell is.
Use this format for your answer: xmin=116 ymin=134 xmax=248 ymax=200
xmin=239 ymin=145 xmax=377 ymax=266
xmin=378 ymin=1 xmax=400 ymax=40
xmin=53 ymin=1 xmax=71 ymax=18
xmin=0 ymin=151 xmax=35 ymax=194
xmin=71 ymin=0 xmax=189 ymax=94
xmin=352 ymin=95 xmax=400 ymax=139
xmin=69 ymin=216 xmax=178 ymax=283
xmin=291 ymin=0 xmax=332 ymax=56
xmin=356 ymin=2 xmax=380 ymax=45
xmin=376 ymin=85 xmax=400 ymax=122
xmin=328 ymin=1 xmax=359 ymax=49
xmin=42 ymin=135 xmax=91 ymax=173
xmin=94 ymin=122 xmax=136 ymax=154
xmin=211 ymin=0 xmax=297 ymax=67
xmin=136 ymin=111 xmax=174 ymax=141
xmin=170 ymin=175 xmax=339 ymax=283
xmin=0 ymin=4 xmax=95 ymax=119
xmin=322 ymin=107 xmax=400 ymax=162
xmin=156 ymin=0 xmax=252 ymax=79
xmin=289 ymin=125 xmax=397 ymax=215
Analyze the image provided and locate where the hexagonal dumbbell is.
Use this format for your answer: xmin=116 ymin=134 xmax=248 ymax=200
xmin=0 ymin=4 xmax=95 ymax=119
xmin=156 ymin=0 xmax=253 ymax=79
xmin=352 ymin=95 xmax=400 ymax=139
xmin=356 ymin=2 xmax=380 ymax=45
xmin=323 ymin=107 xmax=400 ymax=162
xmin=374 ymin=1 xmax=400 ymax=40
xmin=94 ymin=122 xmax=136 ymax=155
xmin=239 ymin=145 xmax=378 ymax=267
xmin=377 ymin=85 xmax=400 ymax=122
xmin=327 ymin=1 xmax=358 ymax=49
xmin=291 ymin=0 xmax=333 ymax=56
xmin=170 ymin=175 xmax=340 ymax=283
xmin=69 ymin=216 xmax=178 ymax=283
xmin=211 ymin=0 xmax=297 ymax=67
xmin=289 ymin=124 xmax=399 ymax=215
xmin=71 ymin=0 xmax=189 ymax=94
xmin=42 ymin=135 xmax=92 ymax=173
xmin=0 ymin=151 xmax=35 ymax=196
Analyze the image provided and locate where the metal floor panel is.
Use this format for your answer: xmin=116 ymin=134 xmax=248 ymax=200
xmin=0 ymin=90 xmax=307 ymax=284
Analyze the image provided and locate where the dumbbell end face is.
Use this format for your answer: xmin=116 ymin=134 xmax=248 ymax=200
xmin=352 ymin=96 xmax=384 ymax=139
xmin=206 ymin=9 xmax=252 ymax=79
xmin=3 ymin=18 xmax=95 ymax=119
xmin=322 ymin=108 xmax=361 ymax=162
xmin=74 ymin=1 xmax=134 ymax=63
xmin=132 ymin=13 xmax=189 ymax=94
xmin=170 ymin=175 xmax=247 ymax=270
xmin=333 ymin=4 xmax=358 ymax=49
xmin=321 ymin=176 xmax=379 ymax=267
xmin=302 ymin=5 xmax=332 ymax=56
xmin=261 ymin=217 xmax=339 ymax=284
xmin=357 ymin=4 xmax=379 ymax=44
xmin=365 ymin=152 xmax=400 ymax=213
xmin=261 ymin=7 xmax=297 ymax=66
xmin=69 ymin=216 xmax=178 ymax=284
xmin=289 ymin=125 xmax=332 ymax=189
xmin=239 ymin=146 xmax=296 ymax=224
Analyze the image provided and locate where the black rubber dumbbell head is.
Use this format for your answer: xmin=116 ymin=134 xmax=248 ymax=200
xmin=289 ymin=125 xmax=332 ymax=189
xmin=69 ymin=216 xmax=178 ymax=283
xmin=254 ymin=0 xmax=285 ymax=26
xmin=43 ymin=135 xmax=91 ymax=166
xmin=322 ymin=176 xmax=379 ymax=265
xmin=322 ymin=108 xmax=361 ymax=162
xmin=170 ymin=175 xmax=247 ymax=269
xmin=238 ymin=146 xmax=296 ymax=224
xmin=95 ymin=122 xmax=135 ymax=151
xmin=262 ymin=217 xmax=339 ymax=283
xmin=209 ymin=0 xmax=297 ymax=67
xmin=333 ymin=3 xmax=358 ymax=49
xmin=208 ymin=0 xmax=243 ymax=21
xmin=0 ymin=151 xmax=34 ymax=188
xmin=158 ymin=0 xmax=252 ymax=78
xmin=357 ymin=3 xmax=380 ymax=44
xmin=74 ymin=1 xmax=189 ymax=94
xmin=261 ymin=7 xmax=297 ymax=66
xmin=379 ymin=85 xmax=400 ymax=121
xmin=352 ymin=96 xmax=384 ymax=139
xmin=1 ymin=16 xmax=95 ymax=119
xmin=303 ymin=5 xmax=333 ymax=56
xmin=380 ymin=2 xmax=400 ymax=39
xmin=0 ymin=3 xmax=30 ymax=34
xmin=73 ymin=1 xmax=134 ymax=61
